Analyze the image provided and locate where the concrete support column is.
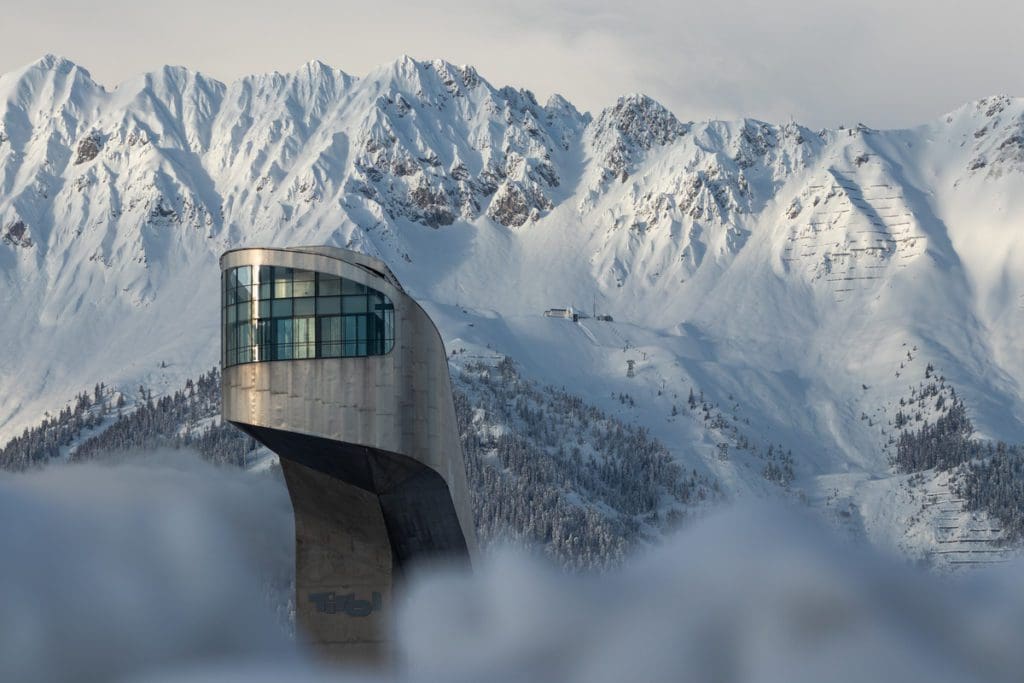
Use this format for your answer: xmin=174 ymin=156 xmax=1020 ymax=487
xmin=283 ymin=459 xmax=393 ymax=664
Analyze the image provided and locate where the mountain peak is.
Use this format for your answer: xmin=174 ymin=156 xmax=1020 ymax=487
xmin=937 ymin=94 xmax=1024 ymax=127
xmin=596 ymin=93 xmax=688 ymax=149
xmin=30 ymin=53 xmax=85 ymax=76
xmin=587 ymin=93 xmax=689 ymax=181
xmin=363 ymin=54 xmax=428 ymax=89
xmin=132 ymin=64 xmax=224 ymax=99
xmin=389 ymin=53 xmax=422 ymax=74
xmin=294 ymin=58 xmax=353 ymax=81
xmin=2 ymin=53 xmax=95 ymax=88
xmin=303 ymin=58 xmax=331 ymax=70
xmin=360 ymin=55 xmax=496 ymax=105
xmin=289 ymin=58 xmax=353 ymax=89
xmin=0 ymin=53 xmax=102 ymax=119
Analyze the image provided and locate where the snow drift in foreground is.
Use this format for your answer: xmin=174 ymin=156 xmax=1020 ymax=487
xmin=3 ymin=454 xmax=1024 ymax=683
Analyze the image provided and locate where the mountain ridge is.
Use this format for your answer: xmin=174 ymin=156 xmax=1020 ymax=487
xmin=2 ymin=54 xmax=1024 ymax=561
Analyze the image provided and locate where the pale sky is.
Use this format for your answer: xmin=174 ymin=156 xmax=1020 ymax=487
xmin=3 ymin=0 xmax=1022 ymax=129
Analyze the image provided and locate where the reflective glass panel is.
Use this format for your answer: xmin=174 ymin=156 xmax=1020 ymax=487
xmin=342 ymin=279 xmax=366 ymax=295
xmin=320 ymin=316 xmax=342 ymax=357
xmin=294 ymin=317 xmax=316 ymax=359
xmin=271 ymin=299 xmax=293 ymax=318
xmin=342 ymin=316 xmax=358 ymax=356
xmin=274 ymin=319 xmax=293 ymax=360
xmin=223 ymin=265 xmax=394 ymax=366
xmin=293 ymin=270 xmax=315 ymax=297
xmin=273 ymin=267 xmax=293 ymax=299
xmin=318 ymin=273 xmax=341 ymax=296
xmin=342 ymin=295 xmax=367 ymax=314
xmin=317 ymin=296 xmax=341 ymax=315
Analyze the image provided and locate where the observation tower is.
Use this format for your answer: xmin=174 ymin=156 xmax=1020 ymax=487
xmin=220 ymin=246 xmax=476 ymax=662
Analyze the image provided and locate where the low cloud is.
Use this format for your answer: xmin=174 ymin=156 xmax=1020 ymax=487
xmin=4 ymin=455 xmax=1024 ymax=682
xmin=0 ymin=450 xmax=300 ymax=682
xmin=399 ymin=505 xmax=1024 ymax=683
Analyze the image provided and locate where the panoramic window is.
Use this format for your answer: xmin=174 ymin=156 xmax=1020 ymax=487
xmin=223 ymin=265 xmax=395 ymax=367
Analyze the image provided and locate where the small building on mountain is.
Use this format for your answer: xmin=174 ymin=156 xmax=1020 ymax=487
xmin=544 ymin=307 xmax=578 ymax=322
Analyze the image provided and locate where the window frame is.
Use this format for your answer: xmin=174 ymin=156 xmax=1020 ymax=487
xmin=222 ymin=265 xmax=395 ymax=367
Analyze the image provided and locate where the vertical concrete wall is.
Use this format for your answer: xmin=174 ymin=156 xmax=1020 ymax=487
xmin=283 ymin=459 xmax=392 ymax=664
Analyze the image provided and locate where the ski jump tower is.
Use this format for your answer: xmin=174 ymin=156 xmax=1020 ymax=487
xmin=219 ymin=246 xmax=476 ymax=662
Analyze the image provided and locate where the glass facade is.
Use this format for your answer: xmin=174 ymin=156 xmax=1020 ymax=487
xmin=223 ymin=265 xmax=395 ymax=367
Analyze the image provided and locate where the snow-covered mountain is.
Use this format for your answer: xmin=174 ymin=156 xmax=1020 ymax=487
xmin=3 ymin=54 xmax=1024 ymax=560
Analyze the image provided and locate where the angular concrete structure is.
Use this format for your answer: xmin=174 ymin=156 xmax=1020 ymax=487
xmin=219 ymin=246 xmax=476 ymax=663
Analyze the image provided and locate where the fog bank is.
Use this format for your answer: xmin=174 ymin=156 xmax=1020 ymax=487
xmin=3 ymin=454 xmax=1023 ymax=682
xmin=400 ymin=506 xmax=1024 ymax=683
xmin=0 ymin=450 xmax=299 ymax=682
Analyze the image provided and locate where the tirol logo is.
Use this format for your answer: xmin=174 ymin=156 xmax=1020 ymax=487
xmin=308 ymin=591 xmax=383 ymax=617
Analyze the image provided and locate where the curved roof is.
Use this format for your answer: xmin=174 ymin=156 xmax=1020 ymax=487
xmin=221 ymin=245 xmax=405 ymax=292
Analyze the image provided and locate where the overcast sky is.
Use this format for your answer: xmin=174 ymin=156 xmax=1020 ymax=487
xmin=3 ymin=0 xmax=1021 ymax=128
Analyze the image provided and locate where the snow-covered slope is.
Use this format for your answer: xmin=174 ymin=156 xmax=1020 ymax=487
xmin=2 ymin=54 xmax=1023 ymax=555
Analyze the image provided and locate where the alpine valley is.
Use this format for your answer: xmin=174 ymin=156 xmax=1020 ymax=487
xmin=3 ymin=54 xmax=1024 ymax=567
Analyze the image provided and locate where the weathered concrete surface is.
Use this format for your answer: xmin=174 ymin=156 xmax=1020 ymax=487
xmin=282 ymin=458 xmax=392 ymax=664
